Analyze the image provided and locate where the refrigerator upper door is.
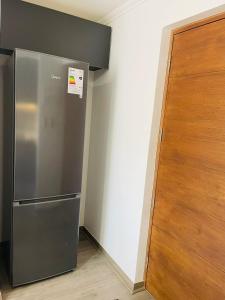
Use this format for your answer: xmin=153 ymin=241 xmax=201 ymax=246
xmin=14 ymin=49 xmax=88 ymax=201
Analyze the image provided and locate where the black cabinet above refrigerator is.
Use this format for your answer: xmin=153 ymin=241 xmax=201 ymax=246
xmin=0 ymin=0 xmax=111 ymax=71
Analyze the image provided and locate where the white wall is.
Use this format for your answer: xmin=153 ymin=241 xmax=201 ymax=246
xmin=84 ymin=0 xmax=225 ymax=284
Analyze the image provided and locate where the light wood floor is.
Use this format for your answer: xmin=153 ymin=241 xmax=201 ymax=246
xmin=0 ymin=236 xmax=153 ymax=300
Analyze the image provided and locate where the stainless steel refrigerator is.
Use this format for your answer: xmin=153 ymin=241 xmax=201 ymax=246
xmin=4 ymin=49 xmax=89 ymax=286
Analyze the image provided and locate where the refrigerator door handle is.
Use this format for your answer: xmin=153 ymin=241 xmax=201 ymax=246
xmin=14 ymin=194 xmax=80 ymax=207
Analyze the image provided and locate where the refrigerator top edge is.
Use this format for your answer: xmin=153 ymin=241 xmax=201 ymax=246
xmin=14 ymin=48 xmax=90 ymax=68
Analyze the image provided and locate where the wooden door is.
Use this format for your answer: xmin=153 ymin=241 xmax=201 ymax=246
xmin=146 ymin=15 xmax=225 ymax=300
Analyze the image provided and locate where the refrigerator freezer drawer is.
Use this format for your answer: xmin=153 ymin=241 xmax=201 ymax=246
xmin=12 ymin=197 xmax=80 ymax=286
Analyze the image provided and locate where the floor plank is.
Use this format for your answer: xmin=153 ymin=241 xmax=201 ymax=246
xmin=0 ymin=237 xmax=152 ymax=300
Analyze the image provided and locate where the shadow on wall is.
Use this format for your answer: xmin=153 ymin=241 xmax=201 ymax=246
xmin=84 ymin=69 xmax=117 ymax=241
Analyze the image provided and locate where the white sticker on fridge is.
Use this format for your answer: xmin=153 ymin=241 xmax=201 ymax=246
xmin=67 ymin=67 xmax=84 ymax=98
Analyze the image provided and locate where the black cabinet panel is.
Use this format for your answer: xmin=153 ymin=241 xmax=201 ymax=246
xmin=0 ymin=0 xmax=111 ymax=70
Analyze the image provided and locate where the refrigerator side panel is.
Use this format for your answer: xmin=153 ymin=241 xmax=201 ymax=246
xmin=3 ymin=53 xmax=15 ymax=280
xmin=14 ymin=49 xmax=88 ymax=201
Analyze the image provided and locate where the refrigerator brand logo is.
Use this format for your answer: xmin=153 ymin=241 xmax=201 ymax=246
xmin=51 ymin=75 xmax=61 ymax=80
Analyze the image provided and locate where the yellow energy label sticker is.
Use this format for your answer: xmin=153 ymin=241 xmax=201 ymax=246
xmin=67 ymin=67 xmax=84 ymax=98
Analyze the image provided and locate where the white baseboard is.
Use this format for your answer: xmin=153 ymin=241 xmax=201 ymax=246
xmin=100 ymin=244 xmax=145 ymax=294
xmin=81 ymin=227 xmax=145 ymax=294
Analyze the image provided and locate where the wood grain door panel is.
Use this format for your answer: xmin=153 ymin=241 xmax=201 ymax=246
xmin=146 ymin=14 xmax=225 ymax=300
xmin=166 ymin=74 xmax=225 ymax=123
xmin=156 ymin=161 xmax=225 ymax=222
xmin=148 ymin=227 xmax=225 ymax=300
xmin=170 ymin=18 xmax=225 ymax=77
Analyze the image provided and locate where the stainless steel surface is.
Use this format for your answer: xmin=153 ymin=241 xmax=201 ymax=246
xmin=12 ymin=197 xmax=80 ymax=286
xmin=14 ymin=49 xmax=89 ymax=201
xmin=0 ymin=57 xmax=5 ymax=243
